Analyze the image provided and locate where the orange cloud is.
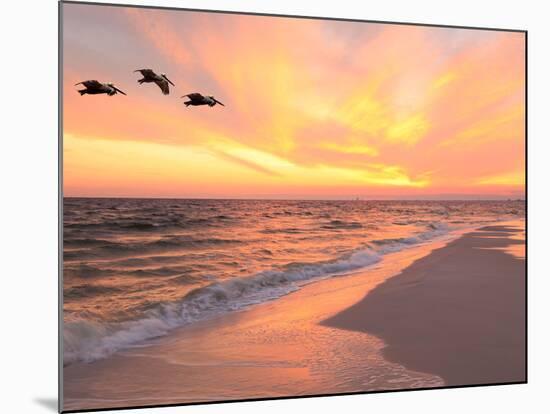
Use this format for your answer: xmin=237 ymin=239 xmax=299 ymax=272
xmin=62 ymin=3 xmax=525 ymax=199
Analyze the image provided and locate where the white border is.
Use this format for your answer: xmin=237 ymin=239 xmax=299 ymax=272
xmin=2 ymin=1 xmax=548 ymax=413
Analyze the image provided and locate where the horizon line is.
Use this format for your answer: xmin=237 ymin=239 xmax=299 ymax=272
xmin=62 ymin=195 xmax=526 ymax=202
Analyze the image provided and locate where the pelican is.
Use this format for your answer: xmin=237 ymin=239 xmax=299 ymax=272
xmin=134 ymin=69 xmax=175 ymax=95
xmin=181 ymin=93 xmax=225 ymax=107
xmin=75 ymin=80 xmax=127 ymax=96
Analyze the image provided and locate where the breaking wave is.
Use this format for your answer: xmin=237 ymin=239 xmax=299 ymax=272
xmin=63 ymin=222 xmax=451 ymax=365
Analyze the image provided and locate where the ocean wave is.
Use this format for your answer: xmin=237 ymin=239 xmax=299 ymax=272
xmin=368 ymin=222 xmax=449 ymax=253
xmin=64 ymin=236 xmax=243 ymax=261
xmin=260 ymin=227 xmax=305 ymax=234
xmin=64 ymin=214 xmax=237 ymax=233
xmin=321 ymin=220 xmax=363 ymax=230
xmin=64 ymin=264 xmax=114 ymax=279
xmin=65 ymin=284 xmax=124 ymax=299
xmin=63 ymin=221 xmax=451 ymax=365
xmin=64 ymin=262 xmax=203 ymax=281
xmin=64 ymin=248 xmax=383 ymax=365
xmin=63 ymin=238 xmax=119 ymax=248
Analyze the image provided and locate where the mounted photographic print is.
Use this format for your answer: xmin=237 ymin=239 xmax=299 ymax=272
xmin=60 ymin=1 xmax=526 ymax=412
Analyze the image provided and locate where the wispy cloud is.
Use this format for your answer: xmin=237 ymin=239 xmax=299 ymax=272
xmin=62 ymin=3 xmax=525 ymax=198
xmin=211 ymin=150 xmax=283 ymax=177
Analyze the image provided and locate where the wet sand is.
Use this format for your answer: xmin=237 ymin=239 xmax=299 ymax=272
xmin=323 ymin=224 xmax=526 ymax=386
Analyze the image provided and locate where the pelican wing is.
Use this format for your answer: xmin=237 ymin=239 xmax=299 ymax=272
xmin=76 ymin=80 xmax=103 ymax=90
xmin=134 ymin=69 xmax=156 ymax=78
xmin=182 ymin=93 xmax=204 ymax=101
xmin=213 ymin=98 xmax=225 ymax=107
xmin=155 ymin=79 xmax=170 ymax=95
xmin=112 ymin=85 xmax=127 ymax=96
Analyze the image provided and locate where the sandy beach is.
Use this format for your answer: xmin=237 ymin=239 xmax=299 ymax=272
xmin=63 ymin=221 xmax=525 ymax=411
xmin=324 ymin=223 xmax=526 ymax=386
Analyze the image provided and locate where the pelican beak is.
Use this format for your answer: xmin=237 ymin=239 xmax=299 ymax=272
xmin=114 ymin=86 xmax=127 ymax=96
xmin=164 ymin=75 xmax=175 ymax=86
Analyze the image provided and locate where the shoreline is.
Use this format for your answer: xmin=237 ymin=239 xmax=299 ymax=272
xmin=323 ymin=223 xmax=526 ymax=386
xmin=62 ymin=219 xmax=461 ymax=366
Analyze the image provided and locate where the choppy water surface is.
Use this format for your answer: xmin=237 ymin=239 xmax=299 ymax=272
xmin=63 ymin=198 xmax=524 ymax=364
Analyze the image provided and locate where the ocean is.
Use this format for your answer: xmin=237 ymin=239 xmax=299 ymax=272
xmin=63 ymin=198 xmax=524 ymax=365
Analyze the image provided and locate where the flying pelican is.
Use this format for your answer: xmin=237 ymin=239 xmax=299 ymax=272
xmin=134 ymin=69 xmax=175 ymax=95
xmin=75 ymin=80 xmax=127 ymax=96
xmin=181 ymin=93 xmax=225 ymax=107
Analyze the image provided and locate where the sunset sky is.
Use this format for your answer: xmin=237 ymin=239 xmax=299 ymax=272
xmin=62 ymin=3 xmax=525 ymax=199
